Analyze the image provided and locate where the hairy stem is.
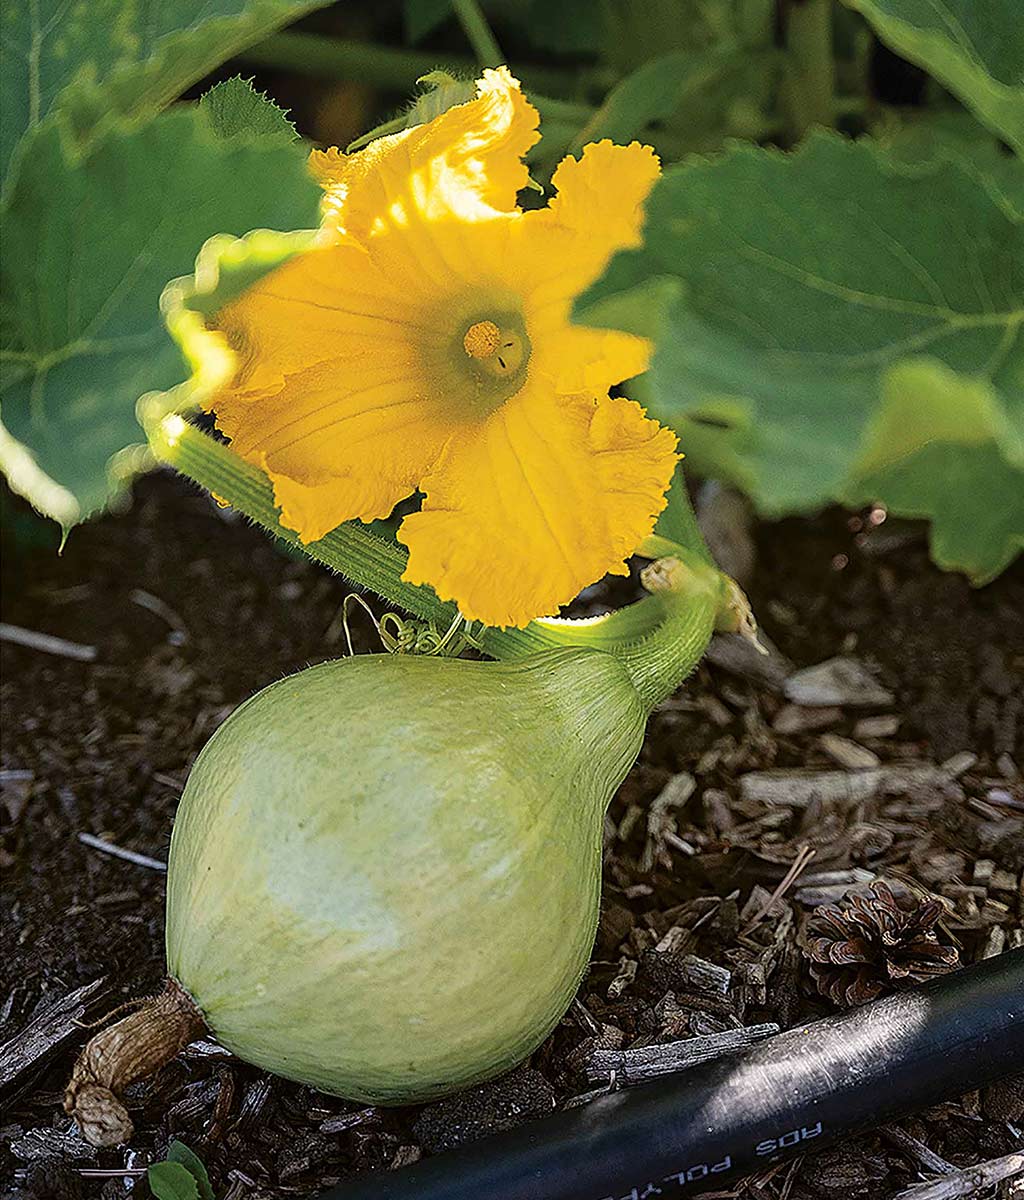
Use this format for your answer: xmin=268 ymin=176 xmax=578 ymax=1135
xmin=150 ymin=421 xmax=736 ymax=704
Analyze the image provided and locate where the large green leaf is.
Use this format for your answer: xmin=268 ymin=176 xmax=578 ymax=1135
xmin=0 ymin=105 xmax=319 ymax=529
xmin=578 ymin=133 xmax=1024 ymax=582
xmin=876 ymin=109 xmax=1024 ymax=208
xmin=0 ymin=0 xmax=326 ymax=187
xmin=842 ymin=0 xmax=1024 ymax=156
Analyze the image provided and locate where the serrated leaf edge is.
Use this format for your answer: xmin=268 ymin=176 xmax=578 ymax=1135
xmin=138 ymin=226 xmax=321 ymax=434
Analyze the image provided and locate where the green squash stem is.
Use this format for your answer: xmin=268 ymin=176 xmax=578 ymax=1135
xmin=150 ymin=419 xmax=744 ymax=699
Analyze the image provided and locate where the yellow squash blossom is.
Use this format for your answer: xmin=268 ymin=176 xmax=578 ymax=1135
xmin=211 ymin=67 xmax=678 ymax=628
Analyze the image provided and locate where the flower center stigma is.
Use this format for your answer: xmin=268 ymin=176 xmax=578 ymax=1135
xmin=462 ymin=319 xmax=529 ymax=381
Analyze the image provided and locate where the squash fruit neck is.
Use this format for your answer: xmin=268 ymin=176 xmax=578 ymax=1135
xmin=618 ymin=557 xmax=727 ymax=713
xmin=533 ymin=551 xmax=734 ymax=716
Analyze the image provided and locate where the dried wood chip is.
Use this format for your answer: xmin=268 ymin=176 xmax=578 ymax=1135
xmin=0 ymin=978 xmax=108 ymax=1100
xmin=941 ymin=750 xmax=978 ymax=778
xmin=990 ymin=868 xmax=1019 ymax=893
xmin=702 ymin=788 xmax=734 ymax=834
xmin=819 ymin=733 xmax=882 ymax=770
xmin=640 ymin=773 xmax=695 ymax=872
xmin=277 ymin=1133 xmax=334 ymax=1182
xmin=700 ymin=694 xmax=734 ymax=727
xmin=705 ymin=631 xmax=792 ymax=692
xmin=784 ymin=656 xmax=894 ymax=708
xmin=390 ymin=1145 xmax=422 ymax=1170
xmin=880 ymin=1125 xmax=954 ymax=1176
xmin=320 ymin=1108 xmax=379 ymax=1135
xmin=584 ymin=1023 xmax=779 ymax=1085
xmin=9 ymin=1123 xmax=97 ymax=1162
xmin=608 ymin=957 xmax=638 ymax=1000
xmin=739 ymin=763 xmax=947 ymax=807
xmin=654 ymin=925 xmax=691 ymax=955
xmin=0 ymin=622 xmax=97 ymax=662
xmin=982 ymin=926 xmax=1007 ymax=957
xmin=798 ymin=867 xmax=877 ymax=890
xmin=740 ymin=767 xmax=882 ymax=807
xmin=796 ymin=871 xmax=878 ymax=907
xmin=972 ymin=859 xmax=996 ymax=886
xmin=0 ymin=770 xmax=33 ymax=823
xmin=675 ymin=955 xmax=732 ymax=995
xmin=996 ymin=753 xmax=1019 ymax=780
xmin=773 ymin=704 xmax=844 ymax=734
xmin=890 ymin=1150 xmax=1024 ymax=1199
xmin=853 ymin=714 xmax=902 ymax=739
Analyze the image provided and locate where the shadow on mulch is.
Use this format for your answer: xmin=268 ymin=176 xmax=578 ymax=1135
xmin=2 ymin=471 xmax=1022 ymax=1199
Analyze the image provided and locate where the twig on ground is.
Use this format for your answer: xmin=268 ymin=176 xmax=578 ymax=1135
xmin=742 ymin=845 xmax=816 ymax=934
xmin=880 ymin=1125 xmax=955 ymax=1177
xmin=0 ymin=622 xmax=97 ymax=661
xmin=77 ymin=832 xmax=167 ymax=872
xmin=78 ymin=1169 xmax=148 ymax=1178
xmin=129 ymin=588 xmax=189 ymax=643
xmin=890 ymin=1150 xmax=1024 ymax=1199
xmin=585 ymin=1024 xmax=779 ymax=1086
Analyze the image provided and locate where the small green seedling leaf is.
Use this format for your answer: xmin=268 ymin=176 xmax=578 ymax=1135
xmin=147 ymin=1162 xmax=201 ymax=1200
xmin=200 ymin=76 xmax=298 ymax=144
xmin=167 ymin=1140 xmax=215 ymax=1200
xmin=578 ymin=132 xmax=1024 ymax=582
xmin=841 ymin=0 xmax=1024 ymax=156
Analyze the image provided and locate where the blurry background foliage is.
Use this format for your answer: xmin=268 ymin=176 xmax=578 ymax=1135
xmin=0 ymin=0 xmax=1021 ymax=580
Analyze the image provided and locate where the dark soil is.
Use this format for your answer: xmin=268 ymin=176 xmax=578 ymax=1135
xmin=2 ymin=472 xmax=1023 ymax=1199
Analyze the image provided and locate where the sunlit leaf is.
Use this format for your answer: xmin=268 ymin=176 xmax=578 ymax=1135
xmin=848 ymin=360 xmax=1024 ymax=581
xmin=0 ymin=0 xmax=328 ymax=188
xmin=0 ymin=107 xmax=319 ymax=530
xmin=578 ymin=132 xmax=1024 ymax=582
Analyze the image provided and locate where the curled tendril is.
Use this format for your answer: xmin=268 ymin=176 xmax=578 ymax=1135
xmin=340 ymin=594 xmax=485 ymax=659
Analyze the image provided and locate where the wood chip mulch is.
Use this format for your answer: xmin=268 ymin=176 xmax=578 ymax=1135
xmin=2 ymin=475 xmax=1023 ymax=1199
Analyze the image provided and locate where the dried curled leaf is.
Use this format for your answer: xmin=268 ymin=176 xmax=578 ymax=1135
xmin=65 ymin=980 xmax=205 ymax=1147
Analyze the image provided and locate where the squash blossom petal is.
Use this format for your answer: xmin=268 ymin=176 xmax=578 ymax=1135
xmin=210 ymin=67 xmax=679 ymax=628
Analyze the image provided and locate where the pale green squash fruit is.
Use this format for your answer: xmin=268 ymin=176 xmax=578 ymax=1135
xmin=165 ymin=646 xmax=647 ymax=1103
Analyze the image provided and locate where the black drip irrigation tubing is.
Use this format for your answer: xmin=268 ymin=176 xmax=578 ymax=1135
xmin=322 ymin=948 xmax=1024 ymax=1200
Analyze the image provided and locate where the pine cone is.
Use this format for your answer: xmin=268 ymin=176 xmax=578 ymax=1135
xmin=804 ymin=880 xmax=959 ymax=1007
